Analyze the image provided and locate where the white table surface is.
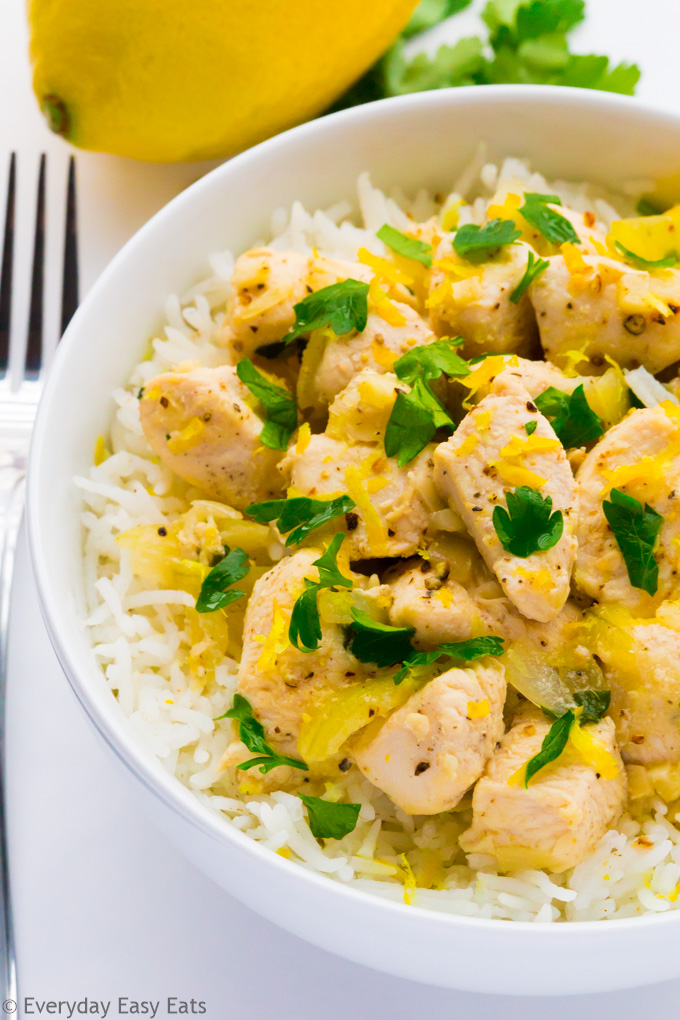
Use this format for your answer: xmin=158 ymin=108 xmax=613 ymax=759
xmin=3 ymin=0 xmax=680 ymax=1015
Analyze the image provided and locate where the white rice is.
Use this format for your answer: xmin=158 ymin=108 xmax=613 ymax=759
xmin=77 ymin=157 xmax=680 ymax=923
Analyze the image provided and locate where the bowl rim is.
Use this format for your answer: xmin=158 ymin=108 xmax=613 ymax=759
xmin=27 ymin=82 xmax=680 ymax=937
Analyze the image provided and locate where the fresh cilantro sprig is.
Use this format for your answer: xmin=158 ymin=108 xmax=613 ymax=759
xmin=298 ymin=794 xmax=361 ymax=839
xmin=519 ymin=193 xmax=580 ymax=245
xmin=235 ymin=359 xmax=297 ymax=450
xmin=393 ymin=337 xmax=470 ymax=384
xmin=247 ymin=494 xmax=356 ymax=547
xmin=384 ymin=338 xmax=468 ymax=466
xmin=535 ymin=384 xmax=603 ymax=448
xmin=521 ymin=687 xmax=610 ymax=786
xmin=453 ymin=218 xmax=522 ymax=261
xmin=510 ymin=250 xmax=550 ymax=303
xmin=492 ymin=486 xmax=564 ymax=557
xmin=258 ymin=279 xmax=369 ymax=357
xmin=614 ymin=242 xmax=677 ymax=271
xmin=602 ymin=488 xmax=663 ymax=596
xmin=346 ymin=608 xmax=504 ymax=679
xmin=384 ymin=378 xmax=455 ymax=467
xmin=195 ymin=547 xmax=250 ymax=613
xmin=393 ymin=635 xmax=505 ymax=684
xmin=333 ymin=0 xmax=639 ymax=112
xmin=377 ymin=223 xmax=433 ymax=267
xmin=220 ymin=693 xmax=308 ymax=774
xmin=289 ymin=534 xmax=353 ymax=652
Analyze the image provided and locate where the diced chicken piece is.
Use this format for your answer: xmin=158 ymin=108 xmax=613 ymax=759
xmin=531 ymin=254 xmax=680 ymax=374
xmin=460 ymin=704 xmax=626 ymax=872
xmin=498 ymin=355 xmax=580 ymax=399
xmin=428 ymin=237 xmax=538 ymax=357
xmin=353 ymin=660 xmax=506 ymax=814
xmin=326 ymin=370 xmax=399 ymax=445
xmin=281 ymin=434 xmax=444 ymax=560
xmin=139 ymin=365 xmax=285 ymax=510
xmin=386 ymin=557 xmax=484 ymax=647
xmin=225 ymin=248 xmax=313 ymax=358
xmin=595 ymin=618 xmax=680 ymax=765
xmin=575 ymin=405 xmax=680 ymax=614
xmin=309 ymin=303 xmax=436 ymax=406
xmin=238 ymin=550 xmax=363 ymax=755
xmin=434 ymin=372 xmax=578 ymax=622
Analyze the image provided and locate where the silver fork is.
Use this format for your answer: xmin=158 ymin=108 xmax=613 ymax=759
xmin=0 ymin=150 xmax=79 ymax=1009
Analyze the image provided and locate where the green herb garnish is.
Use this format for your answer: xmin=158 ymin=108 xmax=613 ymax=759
xmin=393 ymin=336 xmax=470 ymax=384
xmin=346 ymin=608 xmax=416 ymax=668
xmin=636 ymin=198 xmax=664 ymax=217
xmin=377 ymin=223 xmax=433 ymax=267
xmin=401 ymin=0 xmax=473 ymax=37
xmin=298 ymin=793 xmax=361 ymax=839
xmin=258 ymin=279 xmax=369 ymax=358
xmin=525 ymin=420 xmax=537 ymax=435
xmin=289 ymin=534 xmax=353 ymax=652
xmin=235 ymin=359 xmax=298 ymax=450
xmin=535 ymin=384 xmax=603 ymax=448
xmin=393 ymin=635 xmax=505 ymax=684
xmin=510 ymin=250 xmax=550 ymax=303
xmin=246 ymin=494 xmax=356 ymax=546
xmin=384 ymin=377 xmax=454 ymax=467
xmin=453 ymin=218 xmax=522 ymax=261
xmin=519 ymin=193 xmax=580 ymax=245
xmin=221 ymin=693 xmax=308 ymax=774
xmin=521 ymin=686 xmax=610 ymax=785
xmin=602 ymin=488 xmax=663 ymax=596
xmin=614 ymin=242 xmax=677 ymax=271
xmin=492 ymin=486 xmax=564 ymax=557
xmin=195 ymin=547 xmax=250 ymax=613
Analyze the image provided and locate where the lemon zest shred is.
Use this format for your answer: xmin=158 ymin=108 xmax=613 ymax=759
xmin=467 ymin=698 xmax=491 ymax=719
xmin=94 ymin=436 xmax=110 ymax=466
xmin=435 ymin=588 xmax=454 ymax=608
xmin=257 ymin=599 xmax=290 ymax=671
xmin=295 ymin=422 xmax=311 ymax=455
xmin=344 ymin=463 xmax=387 ymax=553
xmin=456 ymin=435 xmax=479 ymax=457
xmin=568 ymin=719 xmax=619 ymax=779
xmin=400 ymin=854 xmax=417 ymax=906
xmin=166 ymin=416 xmax=205 ymax=455
xmin=358 ymin=248 xmax=413 ymax=287
xmin=368 ymin=277 xmax=406 ymax=326
xmin=371 ymin=338 xmax=398 ymax=370
xmin=276 ymin=847 xmax=291 ymax=859
xmin=492 ymin=461 xmax=547 ymax=489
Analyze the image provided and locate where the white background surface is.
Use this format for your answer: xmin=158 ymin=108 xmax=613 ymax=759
xmin=3 ymin=0 xmax=680 ymax=1015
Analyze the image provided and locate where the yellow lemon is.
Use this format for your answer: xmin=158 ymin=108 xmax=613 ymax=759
xmin=28 ymin=0 xmax=417 ymax=162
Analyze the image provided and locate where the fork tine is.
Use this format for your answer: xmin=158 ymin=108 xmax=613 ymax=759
xmin=25 ymin=154 xmax=46 ymax=381
xmin=0 ymin=153 xmax=15 ymax=379
xmin=7 ymin=152 xmax=43 ymax=390
xmin=42 ymin=154 xmax=69 ymax=366
xmin=60 ymin=156 xmax=79 ymax=337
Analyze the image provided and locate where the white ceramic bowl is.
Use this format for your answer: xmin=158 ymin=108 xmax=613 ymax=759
xmin=27 ymin=85 xmax=680 ymax=995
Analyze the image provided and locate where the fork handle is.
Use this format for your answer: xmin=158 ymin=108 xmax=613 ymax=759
xmin=0 ymin=466 xmax=23 ymax=1009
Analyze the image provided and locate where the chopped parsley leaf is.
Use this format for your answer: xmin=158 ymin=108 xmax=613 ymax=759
xmin=195 ymin=547 xmax=250 ymax=613
xmin=525 ymin=420 xmax=537 ymax=435
xmin=298 ymin=793 xmax=361 ymax=839
xmin=258 ymin=279 xmax=369 ymax=357
xmin=402 ymin=0 xmax=474 ymax=38
xmin=346 ymin=608 xmax=416 ymax=668
xmin=614 ymin=241 xmax=677 ymax=271
xmin=235 ymin=359 xmax=298 ymax=450
xmin=510 ymin=250 xmax=550 ymax=303
xmin=492 ymin=486 xmax=564 ymax=557
xmin=246 ymin=494 xmax=356 ymax=546
xmin=535 ymin=384 xmax=603 ymax=448
xmin=519 ymin=192 xmax=580 ymax=245
xmin=384 ymin=377 xmax=454 ymax=467
xmin=453 ymin=218 xmax=522 ymax=261
xmin=289 ymin=534 xmax=353 ymax=652
xmin=573 ymin=689 xmax=611 ymax=724
xmin=377 ymin=223 xmax=432 ymax=267
xmin=393 ymin=336 xmax=470 ymax=384
xmin=393 ymin=635 xmax=505 ymax=684
xmin=523 ymin=709 xmax=573 ymax=785
xmin=602 ymin=488 xmax=663 ymax=596
xmin=636 ymin=197 xmax=665 ymax=217
xmin=221 ymin=693 xmax=308 ymax=774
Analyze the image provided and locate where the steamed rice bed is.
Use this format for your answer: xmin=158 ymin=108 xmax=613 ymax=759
xmin=77 ymin=155 xmax=680 ymax=923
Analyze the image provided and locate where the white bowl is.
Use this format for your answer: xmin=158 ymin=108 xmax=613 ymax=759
xmin=27 ymin=85 xmax=680 ymax=995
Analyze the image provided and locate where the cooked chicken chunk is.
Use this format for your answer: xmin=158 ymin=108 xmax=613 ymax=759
xmin=281 ymin=434 xmax=443 ymax=560
xmin=428 ymin=238 xmax=537 ymax=357
xmin=434 ymin=372 xmax=578 ymax=622
xmin=353 ymin=661 xmax=506 ymax=814
xmin=531 ymin=254 xmax=680 ymax=374
xmin=575 ymin=405 xmax=680 ymax=614
xmin=593 ymin=617 xmax=680 ymax=765
xmin=310 ymin=303 xmax=436 ymax=406
xmin=460 ymin=704 xmax=626 ymax=872
xmin=238 ymin=550 xmax=362 ymax=755
xmin=139 ymin=365 xmax=285 ymax=510
xmin=325 ymin=369 xmax=399 ymax=445
xmin=498 ymin=355 xmax=580 ymax=400
xmin=225 ymin=248 xmax=313 ymax=358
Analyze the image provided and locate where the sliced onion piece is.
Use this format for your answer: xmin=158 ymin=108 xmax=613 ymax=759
xmin=625 ymin=366 xmax=679 ymax=409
